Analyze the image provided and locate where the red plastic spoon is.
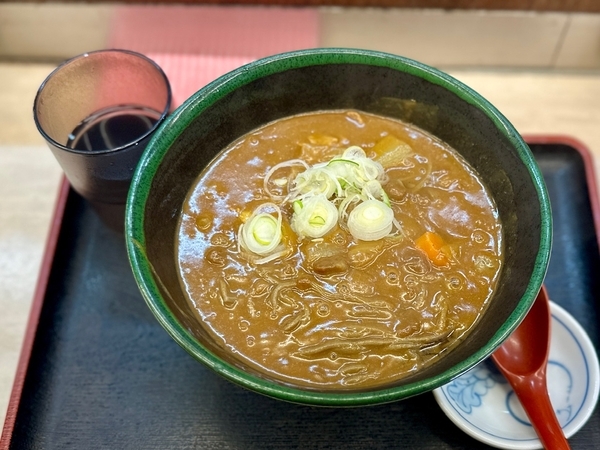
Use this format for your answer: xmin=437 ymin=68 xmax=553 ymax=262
xmin=491 ymin=286 xmax=571 ymax=450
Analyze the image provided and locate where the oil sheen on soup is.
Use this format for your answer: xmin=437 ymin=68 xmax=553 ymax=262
xmin=177 ymin=110 xmax=503 ymax=389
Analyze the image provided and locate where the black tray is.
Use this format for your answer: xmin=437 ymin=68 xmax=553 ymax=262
xmin=2 ymin=137 xmax=600 ymax=449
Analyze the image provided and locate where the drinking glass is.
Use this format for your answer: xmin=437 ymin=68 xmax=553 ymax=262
xmin=34 ymin=49 xmax=172 ymax=231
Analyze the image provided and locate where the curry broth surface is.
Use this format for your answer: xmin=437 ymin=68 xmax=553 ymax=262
xmin=177 ymin=110 xmax=503 ymax=389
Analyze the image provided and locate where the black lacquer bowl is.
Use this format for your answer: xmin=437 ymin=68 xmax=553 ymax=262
xmin=125 ymin=48 xmax=552 ymax=406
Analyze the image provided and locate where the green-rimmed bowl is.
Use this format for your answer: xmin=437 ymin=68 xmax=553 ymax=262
xmin=125 ymin=48 xmax=552 ymax=407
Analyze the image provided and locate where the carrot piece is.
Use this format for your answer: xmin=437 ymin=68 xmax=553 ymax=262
xmin=415 ymin=231 xmax=449 ymax=266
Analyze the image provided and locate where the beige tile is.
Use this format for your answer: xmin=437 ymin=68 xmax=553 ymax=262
xmin=555 ymin=13 xmax=600 ymax=69
xmin=320 ymin=8 xmax=568 ymax=68
xmin=0 ymin=3 xmax=113 ymax=61
xmin=0 ymin=62 xmax=55 ymax=146
xmin=0 ymin=144 xmax=62 ymax=431
xmin=1 ymin=4 xmax=592 ymax=70
xmin=0 ymin=62 xmax=64 ymax=430
xmin=449 ymin=69 xmax=600 ymax=178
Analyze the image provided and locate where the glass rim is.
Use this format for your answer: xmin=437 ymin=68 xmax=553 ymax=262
xmin=33 ymin=48 xmax=172 ymax=155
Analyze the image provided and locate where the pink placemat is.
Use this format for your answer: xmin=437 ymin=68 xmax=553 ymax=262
xmin=108 ymin=5 xmax=319 ymax=106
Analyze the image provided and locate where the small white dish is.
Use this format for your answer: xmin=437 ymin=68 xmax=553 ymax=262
xmin=433 ymin=301 xmax=600 ymax=449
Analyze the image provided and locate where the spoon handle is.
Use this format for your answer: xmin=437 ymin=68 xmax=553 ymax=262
xmin=510 ymin=374 xmax=571 ymax=450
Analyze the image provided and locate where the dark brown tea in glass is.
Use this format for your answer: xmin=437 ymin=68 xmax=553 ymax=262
xmin=34 ymin=49 xmax=172 ymax=231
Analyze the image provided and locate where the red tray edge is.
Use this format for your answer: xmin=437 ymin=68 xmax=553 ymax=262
xmin=2 ymin=135 xmax=599 ymax=448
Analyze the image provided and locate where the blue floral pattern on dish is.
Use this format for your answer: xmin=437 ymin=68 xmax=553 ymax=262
xmin=445 ymin=359 xmax=506 ymax=414
xmin=445 ymin=358 xmax=574 ymax=425
xmin=433 ymin=302 xmax=600 ymax=448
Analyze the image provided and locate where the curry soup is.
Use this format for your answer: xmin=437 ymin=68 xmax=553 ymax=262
xmin=177 ymin=110 xmax=503 ymax=389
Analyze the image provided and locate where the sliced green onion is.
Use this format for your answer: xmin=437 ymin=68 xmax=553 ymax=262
xmin=263 ymin=159 xmax=309 ymax=200
xmin=252 ymin=216 xmax=278 ymax=245
xmin=258 ymin=144 xmax=397 ymax=244
xmin=327 ymin=158 xmax=360 ymax=168
xmin=362 ymin=179 xmax=384 ymax=200
xmin=283 ymin=145 xmax=387 ymax=204
xmin=343 ymin=146 xmax=367 ymax=160
xmin=337 ymin=191 xmax=361 ymax=221
xmin=239 ymin=203 xmax=283 ymax=255
xmin=291 ymin=194 xmax=338 ymax=239
xmin=347 ymin=199 xmax=394 ymax=241
xmin=381 ymin=189 xmax=391 ymax=208
xmin=309 ymin=215 xmax=326 ymax=226
xmin=291 ymin=167 xmax=340 ymax=200
xmin=292 ymin=200 xmax=303 ymax=214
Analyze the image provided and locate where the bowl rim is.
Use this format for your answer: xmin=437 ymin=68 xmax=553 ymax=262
xmin=125 ymin=47 xmax=552 ymax=406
